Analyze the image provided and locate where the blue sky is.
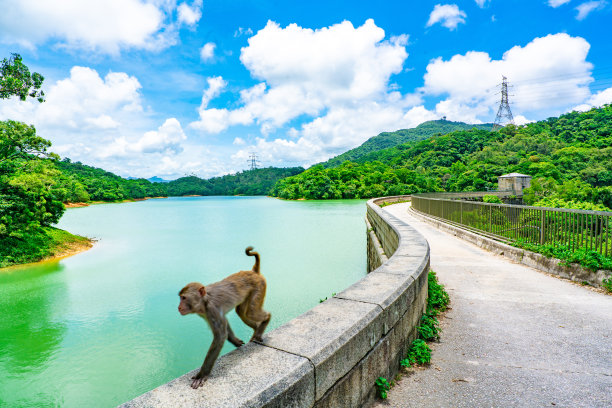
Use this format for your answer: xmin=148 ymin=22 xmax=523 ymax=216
xmin=0 ymin=0 xmax=610 ymax=179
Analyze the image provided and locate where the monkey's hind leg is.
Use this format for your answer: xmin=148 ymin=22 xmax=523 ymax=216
xmin=246 ymin=289 xmax=271 ymax=342
xmin=251 ymin=310 xmax=271 ymax=342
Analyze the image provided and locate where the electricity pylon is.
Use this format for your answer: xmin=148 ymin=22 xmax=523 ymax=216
xmin=247 ymin=152 xmax=260 ymax=170
xmin=492 ymin=75 xmax=515 ymax=131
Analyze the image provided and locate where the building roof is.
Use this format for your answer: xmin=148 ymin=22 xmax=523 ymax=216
xmin=499 ymin=173 xmax=531 ymax=178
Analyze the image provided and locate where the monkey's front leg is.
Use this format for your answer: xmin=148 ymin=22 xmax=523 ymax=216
xmin=227 ymin=323 xmax=244 ymax=347
xmin=191 ymin=321 xmax=228 ymax=389
xmin=190 ymin=374 xmax=208 ymax=389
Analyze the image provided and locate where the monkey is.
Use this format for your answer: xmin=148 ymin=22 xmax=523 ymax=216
xmin=178 ymin=246 xmax=271 ymax=389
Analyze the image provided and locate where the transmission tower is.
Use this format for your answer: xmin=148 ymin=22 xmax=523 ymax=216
xmin=492 ymin=75 xmax=515 ymax=131
xmin=247 ymin=152 xmax=260 ymax=170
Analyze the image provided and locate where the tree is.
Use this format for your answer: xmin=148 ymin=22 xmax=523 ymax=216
xmin=1 ymin=53 xmax=45 ymax=102
xmin=0 ymin=120 xmax=54 ymax=164
xmin=0 ymin=54 xmax=57 ymax=266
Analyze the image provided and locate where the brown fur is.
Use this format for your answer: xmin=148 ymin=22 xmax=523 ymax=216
xmin=177 ymin=246 xmax=271 ymax=389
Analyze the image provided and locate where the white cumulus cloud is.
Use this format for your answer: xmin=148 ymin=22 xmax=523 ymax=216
xmin=0 ymin=66 xmax=143 ymax=133
xmin=575 ymin=1 xmax=607 ymax=20
xmin=192 ymin=20 xmax=408 ymax=134
xmin=427 ymin=4 xmax=467 ymax=30
xmin=549 ymin=0 xmax=572 ymax=7
xmin=200 ymin=42 xmax=216 ymax=61
xmin=234 ymin=27 xmax=254 ymax=37
xmin=177 ymin=0 xmax=203 ymax=26
xmin=0 ymin=0 xmax=203 ymax=54
xmin=99 ymin=118 xmax=187 ymax=158
xmin=422 ymin=33 xmax=593 ymax=122
xmin=573 ymin=87 xmax=612 ymax=111
xmin=191 ymin=19 xmax=419 ymax=164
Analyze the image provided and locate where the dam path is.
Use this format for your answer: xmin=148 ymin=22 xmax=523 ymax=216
xmin=371 ymin=202 xmax=612 ymax=408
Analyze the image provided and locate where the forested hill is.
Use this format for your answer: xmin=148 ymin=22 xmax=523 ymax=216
xmin=272 ymin=105 xmax=612 ymax=210
xmin=54 ymin=160 xmax=304 ymax=202
xmin=55 ymin=159 xmax=167 ymax=202
xmin=321 ymin=120 xmax=493 ymax=168
xmin=165 ymin=167 xmax=304 ymax=196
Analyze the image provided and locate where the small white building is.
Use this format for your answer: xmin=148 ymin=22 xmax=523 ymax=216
xmin=498 ymin=173 xmax=531 ymax=195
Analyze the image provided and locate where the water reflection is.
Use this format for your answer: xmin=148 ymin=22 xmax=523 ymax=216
xmin=0 ymin=262 xmax=67 ymax=406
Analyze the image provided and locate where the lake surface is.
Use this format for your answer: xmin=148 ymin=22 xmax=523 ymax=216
xmin=0 ymin=196 xmax=367 ymax=407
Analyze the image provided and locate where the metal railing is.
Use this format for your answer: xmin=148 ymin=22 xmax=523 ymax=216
xmin=411 ymin=193 xmax=612 ymax=257
xmin=414 ymin=191 xmax=515 ymax=200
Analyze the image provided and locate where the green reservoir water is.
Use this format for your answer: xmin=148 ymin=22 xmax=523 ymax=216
xmin=0 ymin=196 xmax=367 ymax=407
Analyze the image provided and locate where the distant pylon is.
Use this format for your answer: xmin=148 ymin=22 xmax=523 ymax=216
xmin=247 ymin=152 xmax=260 ymax=170
xmin=492 ymin=75 xmax=515 ymax=131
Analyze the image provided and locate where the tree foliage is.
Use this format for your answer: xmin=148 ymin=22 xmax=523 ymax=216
xmin=1 ymin=53 xmax=45 ymax=102
xmin=51 ymin=162 xmax=304 ymax=202
xmin=0 ymin=120 xmax=53 ymax=163
xmin=0 ymin=123 xmax=66 ymax=266
xmin=54 ymin=159 xmax=167 ymax=202
xmin=165 ymin=167 xmax=304 ymax=196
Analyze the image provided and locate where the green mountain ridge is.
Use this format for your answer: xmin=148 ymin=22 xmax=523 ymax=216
xmin=271 ymin=105 xmax=612 ymax=210
xmin=321 ymin=120 xmax=493 ymax=168
xmin=54 ymin=160 xmax=303 ymax=202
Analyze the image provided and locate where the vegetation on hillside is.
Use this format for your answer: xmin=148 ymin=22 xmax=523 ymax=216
xmin=322 ymin=120 xmax=492 ymax=168
xmin=165 ymin=167 xmax=304 ymax=196
xmin=55 ymin=158 xmax=167 ymax=202
xmin=273 ymin=105 xmax=612 ymax=210
xmin=53 ymin=159 xmax=303 ymax=202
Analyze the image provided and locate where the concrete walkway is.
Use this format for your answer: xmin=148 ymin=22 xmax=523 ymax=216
xmin=371 ymin=203 xmax=612 ymax=408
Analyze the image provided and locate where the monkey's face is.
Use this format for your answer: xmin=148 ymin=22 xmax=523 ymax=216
xmin=178 ymin=295 xmax=191 ymax=315
xmin=178 ymin=283 xmax=206 ymax=315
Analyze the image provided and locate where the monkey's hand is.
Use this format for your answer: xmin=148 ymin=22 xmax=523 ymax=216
xmin=190 ymin=374 xmax=208 ymax=389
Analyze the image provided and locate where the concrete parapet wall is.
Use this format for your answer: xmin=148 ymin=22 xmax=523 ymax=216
xmin=119 ymin=196 xmax=430 ymax=408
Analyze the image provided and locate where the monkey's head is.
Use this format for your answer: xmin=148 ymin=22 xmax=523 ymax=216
xmin=178 ymin=282 xmax=206 ymax=316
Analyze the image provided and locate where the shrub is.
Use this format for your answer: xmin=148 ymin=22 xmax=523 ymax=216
xmin=375 ymin=377 xmax=391 ymax=399
xmin=483 ymin=194 xmax=502 ymax=204
xmin=418 ymin=312 xmax=441 ymax=341
xmin=427 ymin=271 xmax=450 ymax=313
xmin=403 ymin=339 xmax=432 ymax=365
xmin=603 ymin=276 xmax=612 ymax=293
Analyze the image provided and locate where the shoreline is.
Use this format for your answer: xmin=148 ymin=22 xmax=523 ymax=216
xmin=0 ymin=230 xmax=95 ymax=272
xmin=46 ymin=236 xmax=95 ymax=262
xmin=64 ymin=196 xmax=167 ymax=208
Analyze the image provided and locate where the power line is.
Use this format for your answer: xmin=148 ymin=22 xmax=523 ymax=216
xmin=482 ymin=65 xmax=612 ymax=94
xmin=492 ymin=76 xmax=515 ymax=131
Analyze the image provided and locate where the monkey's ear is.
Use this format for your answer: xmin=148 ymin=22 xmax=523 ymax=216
xmin=198 ymin=286 xmax=206 ymax=297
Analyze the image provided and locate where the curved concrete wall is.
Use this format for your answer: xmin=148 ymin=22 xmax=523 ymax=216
xmin=120 ymin=196 xmax=429 ymax=408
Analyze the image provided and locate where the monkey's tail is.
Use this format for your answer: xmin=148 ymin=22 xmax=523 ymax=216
xmin=245 ymin=246 xmax=260 ymax=274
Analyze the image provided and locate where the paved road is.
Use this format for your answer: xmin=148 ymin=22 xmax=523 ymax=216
xmin=371 ymin=203 xmax=612 ymax=408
